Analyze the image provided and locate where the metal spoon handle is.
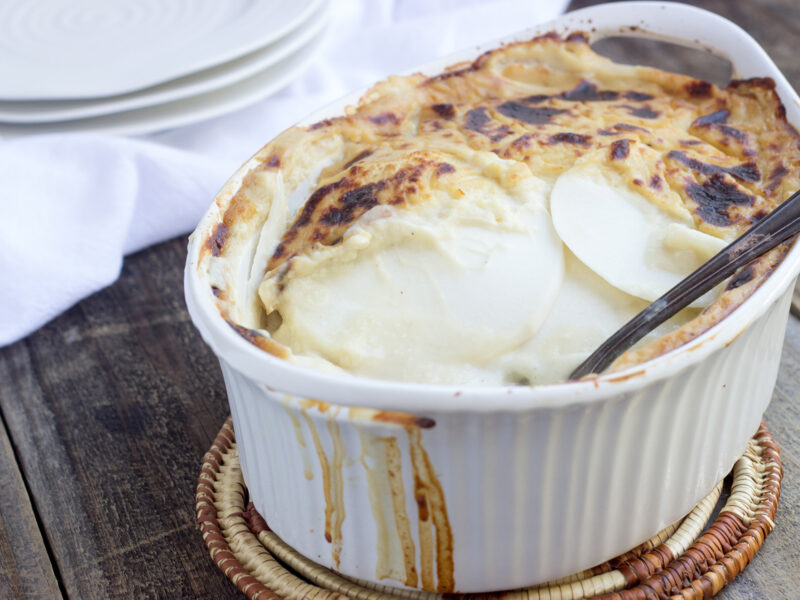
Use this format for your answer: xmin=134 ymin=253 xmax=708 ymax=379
xmin=568 ymin=188 xmax=800 ymax=381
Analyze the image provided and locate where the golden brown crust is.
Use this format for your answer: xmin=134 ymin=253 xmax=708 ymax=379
xmin=206 ymin=31 xmax=800 ymax=374
xmin=267 ymin=148 xmax=458 ymax=273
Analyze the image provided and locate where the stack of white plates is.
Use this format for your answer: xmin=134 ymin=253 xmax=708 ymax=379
xmin=0 ymin=0 xmax=329 ymax=135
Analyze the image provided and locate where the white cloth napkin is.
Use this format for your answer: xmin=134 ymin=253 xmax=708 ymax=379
xmin=0 ymin=0 xmax=569 ymax=346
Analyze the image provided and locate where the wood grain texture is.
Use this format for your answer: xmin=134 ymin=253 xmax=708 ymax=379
xmin=0 ymin=238 xmax=240 ymax=599
xmin=0 ymin=416 xmax=62 ymax=599
xmin=0 ymin=1 xmax=798 ymax=598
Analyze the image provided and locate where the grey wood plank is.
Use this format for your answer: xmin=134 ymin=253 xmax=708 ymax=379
xmin=0 ymin=414 xmax=62 ymax=599
xmin=0 ymin=238 xmax=239 ymax=599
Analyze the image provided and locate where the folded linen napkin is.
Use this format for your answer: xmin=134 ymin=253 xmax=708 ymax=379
xmin=0 ymin=0 xmax=568 ymax=346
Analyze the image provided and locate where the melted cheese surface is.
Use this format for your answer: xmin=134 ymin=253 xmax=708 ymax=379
xmin=203 ymin=32 xmax=800 ymax=384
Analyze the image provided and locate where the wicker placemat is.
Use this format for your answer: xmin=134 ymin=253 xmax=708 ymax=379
xmin=196 ymin=418 xmax=782 ymax=600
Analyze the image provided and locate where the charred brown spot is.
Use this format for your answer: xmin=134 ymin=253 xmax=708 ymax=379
xmin=290 ymin=178 xmax=350 ymax=232
xmin=549 ymin=132 xmax=591 ymax=146
xmin=415 ymin=491 xmax=429 ymax=521
xmin=561 ymin=80 xmax=619 ymax=102
xmin=720 ymin=125 xmax=748 ymax=143
xmin=769 ymin=164 xmax=788 ymax=182
xmin=685 ymin=173 xmax=753 ymax=226
xmin=343 ymin=149 xmax=373 ymax=170
xmin=667 ymin=150 xmax=760 ymax=182
xmin=227 ymin=320 xmax=289 ymax=358
xmin=497 ymin=101 xmax=567 ymax=124
xmin=693 ymin=109 xmax=730 ymax=126
xmin=533 ymin=31 xmax=563 ymax=42
xmin=766 ymin=164 xmax=788 ymax=192
xmin=523 ymin=94 xmax=549 ymax=104
xmin=566 ymin=31 xmax=589 ymax=43
xmin=427 ymin=64 xmax=477 ymax=83
xmin=726 ymin=265 xmax=755 ymax=290
xmin=266 ymin=154 xmax=280 ymax=168
xmin=680 ymin=139 xmax=702 ymax=146
xmin=207 ymin=223 xmax=229 ymax=257
xmin=464 ymin=107 xmax=491 ymax=132
xmin=623 ymin=91 xmax=654 ymax=101
xmin=415 ymin=417 xmax=436 ymax=429
xmin=728 ymin=77 xmax=776 ymax=91
xmin=272 ymin=158 xmax=449 ymax=268
xmin=685 ymin=80 xmax=713 ymax=98
xmin=614 ymin=123 xmax=648 ymax=133
xmin=511 ymin=133 xmax=535 ymax=148
xmin=370 ymin=112 xmax=399 ymax=126
xmin=597 ymin=128 xmax=618 ymax=136
xmin=633 ymin=178 xmax=644 ymax=186
xmin=649 ymin=174 xmax=663 ymax=189
xmin=211 ymin=285 xmax=222 ymax=298
xmin=320 ymin=183 xmax=383 ymax=226
xmin=432 ymin=103 xmax=456 ymax=119
xmin=464 ymin=106 xmax=514 ymax=141
xmin=610 ymin=139 xmax=630 ymax=159
xmin=372 ymin=411 xmax=436 ymax=429
xmin=436 ymin=163 xmax=455 ymax=176
xmin=309 ymin=118 xmax=334 ymax=130
xmin=271 ymin=242 xmax=287 ymax=260
xmin=622 ymin=104 xmax=660 ymax=119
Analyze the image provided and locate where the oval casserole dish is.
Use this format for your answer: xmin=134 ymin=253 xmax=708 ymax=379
xmin=186 ymin=2 xmax=800 ymax=592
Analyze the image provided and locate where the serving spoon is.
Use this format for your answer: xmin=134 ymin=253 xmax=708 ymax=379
xmin=568 ymin=188 xmax=800 ymax=381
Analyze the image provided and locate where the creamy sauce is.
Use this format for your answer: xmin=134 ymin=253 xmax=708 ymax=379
xmin=207 ymin=34 xmax=800 ymax=384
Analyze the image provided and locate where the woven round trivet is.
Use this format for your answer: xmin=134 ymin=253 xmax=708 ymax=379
xmin=196 ymin=418 xmax=782 ymax=600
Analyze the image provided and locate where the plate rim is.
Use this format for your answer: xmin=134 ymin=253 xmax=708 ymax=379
xmin=0 ymin=0 xmax=323 ymax=100
xmin=0 ymin=4 xmax=329 ymax=123
xmin=0 ymin=24 xmax=327 ymax=137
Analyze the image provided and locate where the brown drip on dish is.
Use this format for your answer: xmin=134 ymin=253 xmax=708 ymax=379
xmin=406 ymin=425 xmax=454 ymax=592
xmin=283 ymin=404 xmax=313 ymax=481
xmin=359 ymin=430 xmax=418 ymax=586
xmin=302 ymin=409 xmax=346 ymax=568
xmin=297 ymin=405 xmax=451 ymax=590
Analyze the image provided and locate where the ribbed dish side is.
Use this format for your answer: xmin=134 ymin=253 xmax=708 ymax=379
xmin=218 ymin=287 xmax=790 ymax=592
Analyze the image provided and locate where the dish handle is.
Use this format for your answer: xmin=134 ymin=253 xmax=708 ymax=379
xmin=562 ymin=1 xmax=784 ymax=84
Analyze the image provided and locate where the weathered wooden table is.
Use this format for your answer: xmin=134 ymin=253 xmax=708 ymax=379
xmin=1 ymin=1 xmax=798 ymax=598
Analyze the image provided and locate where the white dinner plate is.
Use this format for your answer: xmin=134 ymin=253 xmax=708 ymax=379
xmin=0 ymin=0 xmax=322 ymax=100
xmin=0 ymin=29 xmax=326 ymax=136
xmin=0 ymin=5 xmax=328 ymax=124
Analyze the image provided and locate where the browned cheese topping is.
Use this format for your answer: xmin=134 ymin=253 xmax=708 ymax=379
xmin=206 ymin=32 xmax=800 ymax=376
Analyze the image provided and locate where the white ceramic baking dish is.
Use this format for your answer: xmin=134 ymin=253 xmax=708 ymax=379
xmin=186 ymin=2 xmax=800 ymax=593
